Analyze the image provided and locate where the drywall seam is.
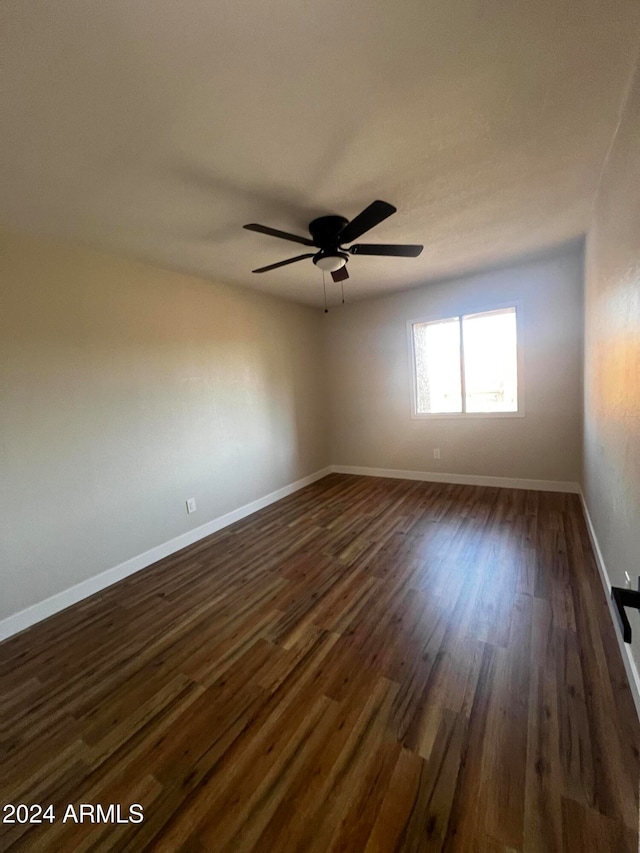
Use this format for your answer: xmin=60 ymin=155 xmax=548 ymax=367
xmin=589 ymin=42 xmax=640 ymax=219
xmin=580 ymin=492 xmax=640 ymax=721
xmin=0 ymin=466 xmax=333 ymax=642
xmin=331 ymin=465 xmax=580 ymax=493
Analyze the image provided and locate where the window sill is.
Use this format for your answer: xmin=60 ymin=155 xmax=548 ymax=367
xmin=411 ymin=410 xmax=525 ymax=420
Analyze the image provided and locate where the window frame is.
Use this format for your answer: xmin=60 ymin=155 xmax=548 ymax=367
xmin=408 ymin=301 xmax=525 ymax=420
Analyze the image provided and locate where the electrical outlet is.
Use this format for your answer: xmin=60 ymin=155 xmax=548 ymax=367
xmin=433 ymin=448 xmax=440 ymax=460
xmin=186 ymin=498 xmax=197 ymax=514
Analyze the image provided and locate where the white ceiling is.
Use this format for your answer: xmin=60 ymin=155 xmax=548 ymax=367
xmin=3 ymin=1 xmax=639 ymax=306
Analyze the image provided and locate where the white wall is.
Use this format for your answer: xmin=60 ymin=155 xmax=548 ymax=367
xmin=583 ymin=59 xmax=640 ymax=669
xmin=0 ymin=231 xmax=329 ymax=621
xmin=325 ymin=250 xmax=584 ymax=484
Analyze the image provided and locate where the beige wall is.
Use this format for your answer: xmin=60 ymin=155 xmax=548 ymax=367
xmin=583 ymin=60 xmax=640 ymax=666
xmin=0 ymin=231 xmax=329 ymax=620
xmin=326 ymin=250 xmax=584 ymax=482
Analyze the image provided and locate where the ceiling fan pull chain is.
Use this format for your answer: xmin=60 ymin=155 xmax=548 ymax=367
xmin=323 ymin=271 xmax=328 ymax=314
xmin=341 ymin=281 xmax=345 ymax=304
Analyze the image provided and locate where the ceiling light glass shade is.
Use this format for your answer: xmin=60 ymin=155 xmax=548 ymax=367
xmin=315 ymin=254 xmax=346 ymax=272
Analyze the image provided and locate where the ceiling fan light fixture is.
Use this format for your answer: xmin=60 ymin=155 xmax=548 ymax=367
xmin=314 ymin=253 xmax=347 ymax=272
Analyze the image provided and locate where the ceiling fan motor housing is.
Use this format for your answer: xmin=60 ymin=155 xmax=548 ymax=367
xmin=308 ymin=215 xmax=349 ymax=249
xmin=309 ymin=216 xmax=351 ymax=271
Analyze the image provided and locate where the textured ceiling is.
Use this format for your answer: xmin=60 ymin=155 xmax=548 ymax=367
xmin=2 ymin=1 xmax=639 ymax=306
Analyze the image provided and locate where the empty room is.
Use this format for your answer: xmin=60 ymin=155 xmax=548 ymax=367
xmin=1 ymin=1 xmax=639 ymax=851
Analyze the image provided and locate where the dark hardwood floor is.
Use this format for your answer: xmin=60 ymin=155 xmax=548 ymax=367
xmin=1 ymin=474 xmax=638 ymax=851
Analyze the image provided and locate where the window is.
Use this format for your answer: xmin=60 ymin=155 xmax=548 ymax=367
xmin=411 ymin=306 xmax=520 ymax=416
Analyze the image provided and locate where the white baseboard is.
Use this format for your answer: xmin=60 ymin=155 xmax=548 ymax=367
xmin=0 ymin=467 xmax=333 ymax=643
xmin=580 ymin=493 xmax=640 ymax=721
xmin=331 ymin=464 xmax=581 ymax=494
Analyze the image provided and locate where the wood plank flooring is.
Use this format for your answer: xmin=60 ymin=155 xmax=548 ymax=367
xmin=1 ymin=474 xmax=638 ymax=851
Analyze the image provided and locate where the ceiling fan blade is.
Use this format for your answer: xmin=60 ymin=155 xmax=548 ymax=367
xmin=331 ymin=266 xmax=349 ymax=283
xmin=244 ymin=223 xmax=315 ymax=247
xmin=338 ymin=200 xmax=396 ymax=244
xmin=348 ymin=243 xmax=423 ymax=257
xmin=252 ymin=254 xmax=315 ymax=273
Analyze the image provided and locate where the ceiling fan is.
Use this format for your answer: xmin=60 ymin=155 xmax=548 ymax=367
xmin=244 ymin=200 xmax=423 ymax=282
